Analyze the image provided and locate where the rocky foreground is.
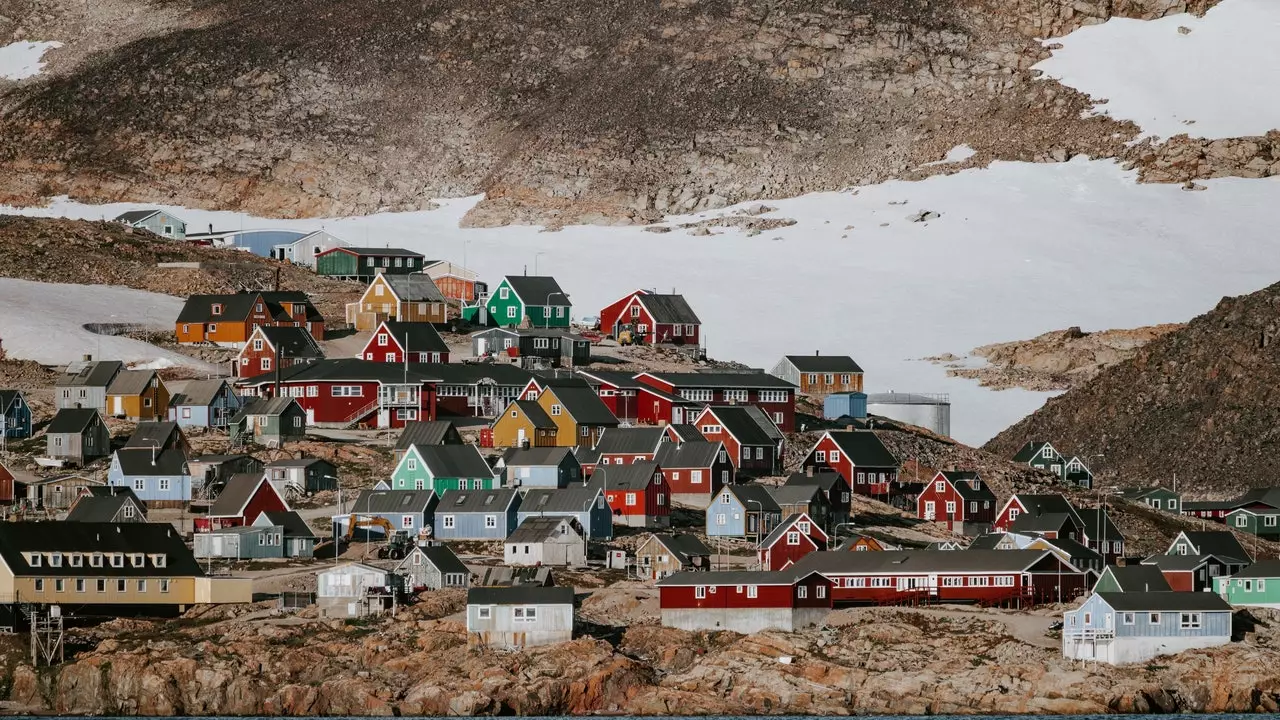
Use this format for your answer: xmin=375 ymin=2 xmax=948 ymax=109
xmin=7 ymin=592 xmax=1280 ymax=715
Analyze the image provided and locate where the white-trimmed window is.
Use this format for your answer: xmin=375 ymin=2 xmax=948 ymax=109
xmin=797 ymin=585 xmax=807 ymax=599
xmin=442 ymin=515 xmax=455 ymax=529
xmin=159 ymin=479 xmax=171 ymax=492
xmin=550 ymin=404 xmax=562 ymax=416
xmin=787 ymin=531 xmax=801 ymax=546
xmin=695 ymin=586 xmax=707 ymax=599
xmin=747 ymin=585 xmax=758 ymax=598
xmin=485 ymin=515 xmax=497 ymax=528
xmin=815 ymin=450 xmax=826 ymax=462
xmin=1122 ymin=612 xmax=1136 ymax=625
xmin=1149 ymin=612 xmax=1161 ymax=624
xmin=625 ymin=492 xmax=637 ymax=506
xmin=507 ymin=306 xmax=517 ymax=319
xmin=759 ymin=390 xmax=788 ymax=403
xmin=830 ymin=450 xmax=840 ymax=463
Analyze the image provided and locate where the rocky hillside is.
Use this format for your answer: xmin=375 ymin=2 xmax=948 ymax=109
xmin=986 ymin=280 xmax=1280 ymax=498
xmin=0 ymin=0 xmax=1232 ymax=225
xmin=0 ymin=216 xmax=361 ymax=318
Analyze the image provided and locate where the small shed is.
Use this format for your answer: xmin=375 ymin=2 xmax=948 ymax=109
xmin=317 ymin=562 xmax=398 ymax=618
xmin=823 ymin=392 xmax=867 ymax=421
xmin=500 ymin=447 xmax=581 ymax=488
xmin=466 ymin=586 xmax=575 ymax=650
xmin=397 ymin=543 xmax=471 ymax=591
xmin=255 ymin=510 xmax=317 ymax=558
xmin=504 ymin=516 xmax=586 ymax=567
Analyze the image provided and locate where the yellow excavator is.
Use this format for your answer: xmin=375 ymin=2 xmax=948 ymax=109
xmin=343 ymin=514 xmax=396 ymax=541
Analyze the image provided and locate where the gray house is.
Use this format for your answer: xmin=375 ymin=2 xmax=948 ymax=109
xmin=230 ymin=397 xmax=307 ymax=447
xmin=393 ymin=420 xmax=463 ymax=464
xmin=113 ymin=209 xmax=187 ymax=239
xmin=317 ymin=562 xmax=397 ymax=619
xmin=396 ymin=543 xmax=471 ymax=591
xmin=517 ymin=486 xmax=613 ymax=540
xmin=504 ymin=516 xmax=586 ymax=567
xmin=257 ymin=510 xmax=318 ymax=557
xmin=501 ymin=447 xmax=581 ymax=488
xmin=46 ymin=408 xmax=111 ymax=465
xmin=336 ymin=489 xmax=439 ymax=540
xmin=470 ymin=328 xmax=592 ymax=369
xmin=195 ymin=523 xmax=287 ymax=560
xmin=435 ymin=488 xmax=522 ymax=541
xmin=466 ymin=586 xmax=575 ymax=650
xmin=265 ymin=458 xmax=338 ymax=497
xmin=65 ymin=487 xmax=147 ymax=523
xmin=167 ymin=379 xmax=243 ymax=429
xmin=56 ymin=359 xmax=123 ymax=413
xmin=272 ymin=230 xmax=349 ymax=268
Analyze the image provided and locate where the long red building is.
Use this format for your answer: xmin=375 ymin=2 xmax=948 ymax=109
xmin=236 ymin=358 xmax=440 ymax=430
xmin=633 ymin=372 xmax=797 ymax=431
xmin=656 ymin=569 xmax=833 ymax=633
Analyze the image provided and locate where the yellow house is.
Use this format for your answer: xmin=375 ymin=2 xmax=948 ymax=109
xmin=0 ymin=522 xmax=250 ymax=615
xmin=490 ymin=400 xmax=558 ymax=448
xmin=345 ymin=274 xmax=448 ymax=331
xmin=106 ymin=370 xmax=170 ymax=421
xmin=536 ymin=384 xmax=619 ymax=448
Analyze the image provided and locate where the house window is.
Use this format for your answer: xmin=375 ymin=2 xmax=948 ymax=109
xmin=513 ymin=606 xmax=538 ymax=622
xmin=253 ymin=339 xmax=264 ymax=351
xmin=414 ymin=479 xmax=424 ymax=490
xmin=700 ymin=425 xmax=721 ymax=434
xmin=945 ymin=501 xmax=956 ymax=515
xmin=96 ymin=578 xmax=106 ymax=592
xmin=1236 ymin=515 xmax=1248 ymax=527
xmin=755 ymin=447 xmax=764 ymax=460
xmin=1149 ymin=612 xmax=1161 ymax=624
xmin=1179 ymin=612 xmax=1201 ymax=629
xmin=181 ymin=408 xmax=192 ymax=419
xmin=695 ymin=586 xmax=707 ymax=599
xmin=159 ymin=579 xmax=171 ymax=593
xmin=935 ymin=480 xmax=945 ymax=492
xmin=478 ymin=606 xmax=492 ymax=619
xmin=117 ymin=579 xmax=127 ymax=592
xmin=34 ymin=579 xmax=43 ymax=592
xmin=209 ymin=323 xmax=218 ymax=333
xmin=787 ymin=531 xmax=801 ymax=546
xmin=75 ymin=578 xmax=86 ymax=593
xmin=550 ymin=405 xmax=562 ymax=416
xmin=715 ymin=513 xmax=726 ymax=526
xmin=797 ymin=585 xmax=808 ymax=599
xmin=442 ymin=516 xmax=455 ymax=529
xmin=212 ymin=303 xmax=223 ymax=316
xmin=630 ymin=306 xmax=640 ymax=318
xmin=830 ymin=450 xmax=840 ymax=463
xmin=691 ymin=470 xmax=703 ymax=484
xmin=815 ymin=450 xmax=826 ymax=462
xmin=1122 ymin=612 xmax=1136 ymax=625
xmin=137 ymin=580 xmax=147 ymax=593
xmin=724 ymin=389 xmax=748 ymax=403
xmin=580 ymin=426 xmax=590 ymax=437
xmin=134 ymin=479 xmax=146 ymax=491
xmin=807 ymin=374 xmax=818 ymax=385
xmin=394 ymin=257 xmax=402 ymax=267
xmin=261 ymin=358 xmax=272 ymax=371
xmin=742 ymin=446 xmax=750 ymax=461
xmin=625 ymin=493 xmax=637 ymax=506
xmin=159 ymin=479 xmax=171 ymax=492
xmin=747 ymin=585 xmax=758 ymax=598
xmin=401 ymin=515 xmax=414 ymax=528
xmin=485 ymin=515 xmax=497 ymax=528
xmin=507 ymin=306 xmax=517 ymax=319
xmin=500 ymin=287 xmax=510 ymax=300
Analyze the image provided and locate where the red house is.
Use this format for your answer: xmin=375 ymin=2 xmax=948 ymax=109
xmin=656 ymin=569 xmax=833 ymax=633
xmin=358 ymin=320 xmax=450 ymax=364
xmin=992 ymin=494 xmax=1084 ymax=540
xmin=197 ymin=472 xmax=290 ymax=531
xmin=235 ymin=326 xmax=325 ymax=379
xmin=792 ymin=549 xmax=1088 ymax=606
xmin=237 ymin=358 xmax=439 ymax=429
xmin=596 ymin=461 xmax=669 ymax=529
xmin=634 ymin=372 xmax=797 ymax=431
xmin=693 ymin=405 xmax=784 ymax=477
xmin=655 ymin=440 xmax=733 ymax=507
xmin=800 ymin=431 xmax=899 ymax=497
xmin=599 ymin=290 xmax=702 ymax=348
xmin=757 ymin=512 xmax=829 ymax=571
xmin=594 ymin=426 xmax=668 ymax=466
xmin=916 ymin=470 xmax=998 ymax=532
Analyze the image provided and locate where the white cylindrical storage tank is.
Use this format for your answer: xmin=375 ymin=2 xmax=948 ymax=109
xmin=865 ymin=393 xmax=951 ymax=437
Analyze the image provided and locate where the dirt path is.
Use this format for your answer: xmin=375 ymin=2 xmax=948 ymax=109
xmin=827 ymin=606 xmax=1060 ymax=649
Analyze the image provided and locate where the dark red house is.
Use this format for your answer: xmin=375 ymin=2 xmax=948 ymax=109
xmin=916 ymin=470 xmax=997 ymax=533
xmin=791 ymin=549 xmax=1088 ymax=606
xmin=634 ymin=372 xmax=797 ymax=432
xmin=235 ymin=326 xmax=325 ymax=379
xmin=693 ymin=405 xmax=785 ymax=477
xmin=757 ymin=512 xmax=829 ymax=571
xmin=992 ymin=494 xmax=1084 ymax=540
xmin=800 ymin=431 xmax=899 ymax=498
xmin=593 ymin=426 xmax=668 ymax=466
xmin=576 ymin=370 xmax=642 ymax=423
xmin=358 ymin=321 xmax=450 ymax=364
xmin=656 ymin=569 xmax=834 ymax=633
xmin=198 ymin=472 xmax=290 ymax=531
xmin=236 ymin=358 xmax=439 ymax=429
xmin=595 ymin=461 xmax=669 ymax=529
xmin=599 ymin=290 xmax=702 ymax=348
xmin=654 ymin=440 xmax=732 ymax=507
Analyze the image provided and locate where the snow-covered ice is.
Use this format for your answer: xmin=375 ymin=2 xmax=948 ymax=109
xmin=0 ymin=41 xmax=62 ymax=80
xmin=8 ymin=157 xmax=1280 ymax=445
xmin=1034 ymin=0 xmax=1280 ymax=140
xmin=920 ymin=145 xmax=977 ymax=167
xmin=0 ymin=278 xmax=218 ymax=372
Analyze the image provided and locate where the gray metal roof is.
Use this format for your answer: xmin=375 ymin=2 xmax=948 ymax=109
xmin=646 ymin=533 xmax=713 ymax=565
xmin=758 ymin=512 xmax=820 ymax=549
xmin=504 ymin=276 xmax=568 ymax=305
xmin=124 ymin=421 xmax=182 ymax=450
xmin=576 ymin=370 xmax=643 ymax=390
xmin=507 ymin=516 xmax=577 ymax=543
xmin=382 ymin=274 xmax=446 ymax=302
xmin=349 ymin=489 xmax=437 ymax=515
xmin=106 ymin=369 xmax=159 ymax=397
xmin=1226 ymin=559 xmax=1280 ymax=579
xmin=334 ymin=246 xmax=424 ymax=258
xmin=58 ymin=360 xmax=123 ymax=389
xmin=664 ymin=424 xmax=705 ymax=443
xmin=168 ymin=379 xmax=231 ymax=407
xmin=1097 ymin=591 xmax=1232 ymax=612
xmin=438 ymin=488 xmax=520 ymax=513
xmin=395 ymin=421 xmax=458 ymax=450
xmin=257 ymin=326 xmax=325 ymax=360
xmin=645 ymin=372 xmax=795 ymax=389
xmin=510 ymin=400 xmax=556 ymax=430
xmin=594 ymin=427 xmax=666 ymax=455
xmin=210 ymin=474 xmax=271 ymax=517
xmin=65 ymin=495 xmax=141 ymax=523
xmin=0 ymin=522 xmax=202 ymax=578
xmin=783 ymin=355 xmax=864 ymax=373
xmin=939 ymin=471 xmax=997 ymax=502
xmin=825 ymin=431 xmax=898 ymax=468
xmin=768 ymin=485 xmax=823 ymax=507
xmin=1142 ymin=553 xmax=1218 ymax=571
xmin=503 ymin=447 xmax=574 ymax=468
xmin=1009 ymin=512 xmax=1077 ymax=535
xmin=636 ymin=293 xmax=701 ymax=325
xmin=1076 ymin=508 xmax=1124 ymax=541
xmin=416 ymin=444 xmax=494 ymax=479
xmin=114 ymin=448 xmax=189 ymax=477
xmin=728 ymin=483 xmax=782 ymax=514
xmin=519 ymin=487 xmax=600 ymax=514
xmin=414 ymin=544 xmax=469 ymax=576
xmin=467 ymin=585 xmax=573 ymax=606
xmin=785 ymin=470 xmax=847 ymax=493
xmin=261 ymin=510 xmax=316 ymax=538
xmin=232 ymin=397 xmax=300 ymax=420
xmin=704 ymin=406 xmax=779 ymax=446
xmin=379 ymin=321 xmax=449 ymax=353
xmin=46 ymin=408 xmax=103 ymax=434
xmin=265 ymin=457 xmax=334 ymax=469
xmin=591 ymin=462 xmax=662 ymax=491
xmin=544 ymin=385 xmax=619 ymax=426
xmin=654 ymin=440 xmax=724 ymax=469
xmin=114 ymin=209 xmax=162 ymax=224
xmin=1177 ymin=531 xmax=1251 ymax=562
xmin=792 ymin=549 xmax=1053 ymax=575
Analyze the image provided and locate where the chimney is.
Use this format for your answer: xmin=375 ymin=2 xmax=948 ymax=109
xmin=83 ymin=354 xmax=92 ymax=362
xmin=815 ymin=349 xmax=820 ymax=356
xmin=208 ymin=223 xmax=213 ymax=234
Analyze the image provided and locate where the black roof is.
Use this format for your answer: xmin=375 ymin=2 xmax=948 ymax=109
xmin=665 ymin=424 xmax=705 ymax=443
xmin=654 ymin=440 xmax=724 ymax=469
xmin=645 ymin=533 xmax=713 ymax=565
xmin=332 ymin=246 xmax=425 ymax=258
xmin=644 ymin=372 xmax=795 ymax=389
xmin=786 ymin=470 xmax=848 ymax=493
xmin=381 ymin=275 xmax=446 ymax=302
xmin=467 ymin=585 xmax=574 ymax=606
xmin=940 ymin=471 xmax=997 ymax=502
xmin=519 ymin=486 xmax=600 ymax=513
xmin=783 ymin=355 xmax=864 ymax=373
xmin=1096 ymin=591 xmax=1231 ymax=612
xmin=58 ymin=360 xmax=123 ymax=389
xmin=420 ymin=363 xmax=534 ymax=387
xmin=705 ymin=406 xmax=779 ymax=446
xmin=418 ymin=544 xmax=469 ymax=576
xmin=379 ymin=321 xmax=449 ymax=354
xmin=594 ymin=427 xmax=666 ymax=455
xmin=47 ymin=408 xmax=103 ymax=434
xmin=415 ymin=444 xmax=494 ymax=479
xmin=124 ymin=421 xmax=182 ymax=450
xmin=510 ymin=400 xmax=556 ymax=430
xmin=438 ymin=488 xmax=520 ymax=513
xmin=0 ymin=389 xmax=25 ymax=413
xmin=231 ymin=397 xmax=301 ymax=420
xmin=507 ymin=516 xmax=579 ymax=543
xmin=260 ymin=510 xmax=316 ymax=538
xmin=350 ymin=489 xmax=438 ymax=514
xmin=257 ymin=326 xmax=325 ymax=360
xmin=1009 ymin=512 xmax=1078 ymax=535
xmin=576 ymin=370 xmax=643 ymax=390
xmin=1012 ymin=441 xmax=1059 ymax=463
xmin=395 ymin=421 xmax=459 ymax=450
xmin=544 ymin=385 xmax=619 ymax=426
xmin=114 ymin=448 xmax=189 ymax=477
xmin=727 ymin=484 xmax=782 ymax=514
xmin=1227 ymin=559 xmax=1280 ymax=579
xmin=1098 ymin=565 xmax=1172 ymax=592
xmin=0 ymin=522 xmax=203 ymax=577
xmin=792 ymin=549 xmax=1054 ymax=575
xmin=636 ymin=293 xmax=701 ymax=325
xmin=1117 ymin=486 xmax=1177 ymax=500
xmin=1076 ymin=508 xmax=1124 ymax=542
xmin=114 ymin=209 xmax=162 ymax=224
xmin=1176 ymin=531 xmax=1251 ymax=562
xmin=176 ymin=292 xmax=322 ymax=324
xmin=591 ymin=462 xmax=662 ymax=491
xmin=503 ymin=447 xmax=575 ymax=467
xmin=65 ymin=495 xmax=144 ymax=523
xmin=210 ymin=474 xmax=271 ymax=517
xmin=237 ymin=358 xmax=445 ymax=387
xmin=825 ymin=431 xmax=898 ymax=468
xmin=168 ymin=379 xmax=232 ymax=407
xmin=504 ymin=276 xmax=569 ymax=305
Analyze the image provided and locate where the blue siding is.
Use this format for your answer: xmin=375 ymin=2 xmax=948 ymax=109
xmin=170 ymin=385 xmax=243 ymax=429
xmin=823 ymin=393 xmax=868 ymax=421
xmin=509 ymin=465 xmax=567 ymax=488
xmin=331 ymin=510 xmax=430 ymax=538
xmin=1067 ymin=594 xmax=1232 ymax=639
xmin=436 ymin=506 xmax=521 ymax=541
xmin=3 ymin=403 xmax=32 ymax=439
xmin=106 ymin=469 xmax=194 ymax=502
xmin=226 ymin=230 xmax=309 ymax=257
xmin=706 ymin=492 xmax=746 ymax=537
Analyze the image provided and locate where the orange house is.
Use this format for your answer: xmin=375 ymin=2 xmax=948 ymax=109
xmin=106 ymin=370 xmax=170 ymax=421
xmin=176 ymin=292 xmax=325 ymax=347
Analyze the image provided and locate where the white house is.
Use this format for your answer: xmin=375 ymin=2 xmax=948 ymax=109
xmin=316 ymin=561 xmax=395 ymax=618
xmin=466 ymin=586 xmax=575 ymax=649
xmin=272 ymin=230 xmax=349 ymax=268
xmin=503 ymin=516 xmax=586 ymax=567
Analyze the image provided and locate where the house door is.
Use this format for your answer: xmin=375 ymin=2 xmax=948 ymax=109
xmin=672 ymin=407 xmax=684 ymax=424
xmin=517 ymin=428 xmax=527 ymax=448
xmin=653 ymin=401 xmax=661 ymax=420
xmin=305 ymin=408 xmax=315 ymax=425
xmin=477 ymin=338 xmax=488 ymax=357
xmin=211 ymin=536 xmax=224 ymax=556
xmin=112 ymin=396 xmax=124 ymax=416
xmin=924 ymin=501 xmax=935 ymax=520
xmin=377 ymin=409 xmax=390 ymax=428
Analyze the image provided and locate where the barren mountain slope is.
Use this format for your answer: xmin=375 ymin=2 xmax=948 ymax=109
xmin=0 ymin=0 xmax=1215 ymax=223
xmin=986 ymin=280 xmax=1280 ymax=498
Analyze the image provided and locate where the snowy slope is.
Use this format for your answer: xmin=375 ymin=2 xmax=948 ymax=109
xmin=1034 ymin=0 xmax=1280 ymax=140
xmin=0 ymin=278 xmax=217 ymax=372
xmin=0 ymin=41 xmax=62 ymax=81
xmin=8 ymin=157 xmax=1280 ymax=445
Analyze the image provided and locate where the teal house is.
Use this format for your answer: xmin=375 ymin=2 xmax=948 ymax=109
xmin=1011 ymin=441 xmax=1066 ymax=477
xmin=467 ymin=276 xmax=571 ymax=328
xmin=1226 ymin=507 xmax=1280 ymax=540
xmin=1215 ymin=560 xmax=1280 ymax=609
xmin=1118 ymin=486 xmax=1181 ymax=514
xmin=390 ymin=443 xmax=499 ymax=492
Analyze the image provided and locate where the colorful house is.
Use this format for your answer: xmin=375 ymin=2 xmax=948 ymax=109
xmin=770 ymin=354 xmax=864 ymax=396
xmin=1118 ymin=486 xmax=1182 ymax=514
xmin=167 ymin=379 xmax=243 ymax=429
xmin=106 ymin=447 xmax=193 ymax=506
xmin=1011 ymin=441 xmax=1067 ymax=477
xmin=176 ymin=292 xmax=324 ymax=347
xmin=537 ymin=382 xmax=619 ymax=448
xmin=598 ymin=290 xmax=702 ymax=347
xmin=466 ymin=586 xmax=575 ymax=650
xmin=500 ymin=447 xmax=581 ymax=488
xmin=595 ymin=426 xmax=668 ymax=466
xmin=993 ymin=493 xmax=1084 ymax=539
xmin=422 ymin=260 xmax=485 ymax=304
xmin=916 ymin=470 xmax=997 ymax=534
xmin=1142 ymin=554 xmax=1234 ymax=593
xmin=654 ymin=440 xmax=733 ymax=508
xmin=55 ymin=359 xmax=123 ymax=414
xmin=757 ymin=512 xmax=829 ymax=571
xmin=235 ymin=359 xmax=439 ymax=429
xmin=358 ymin=320 xmax=450 ymax=364
xmin=435 ymin=488 xmax=522 ymax=541
xmin=113 ymin=209 xmax=186 ymax=238
xmin=636 ymin=372 xmax=797 ymax=431
xmin=490 ymin=400 xmax=559 ymax=448
xmin=768 ymin=485 xmax=832 ymax=534
xmin=1225 ymin=507 xmax=1280 ymax=540
xmin=228 ymin=397 xmax=307 ymax=447
xmin=1062 ymin=592 xmax=1232 ymax=665
xmin=594 ymin=461 xmax=670 ymax=529
xmin=656 ymin=569 xmax=834 ymax=633
xmin=1213 ymin=560 xmax=1280 ymax=609
xmin=270 ymin=229 xmax=348 ymax=268
xmin=235 ymin=326 xmax=325 ymax=379
xmin=336 ymin=489 xmax=438 ymax=540
xmin=784 ymin=470 xmax=852 ymax=529
xmin=1094 ymin=565 xmax=1173 ymax=594
xmin=705 ymin=484 xmax=782 ymax=540
xmin=693 ymin=405 xmax=785 ymax=477
xmin=472 ymin=275 xmax=571 ymax=328
xmin=800 ymin=430 xmax=899 ymax=498
xmin=389 ymin=443 xmax=498 ymax=492
xmin=106 ymin=369 xmax=169 ymax=422
xmin=470 ymin=328 xmax=591 ymax=369
xmin=1077 ymin=507 xmax=1126 ymax=562
xmin=346 ymin=273 xmax=447 ymax=330
xmin=264 ymin=458 xmax=338 ymax=496
xmin=517 ymin=486 xmax=613 ymax=540
xmin=0 ymin=390 xmax=32 ymax=439
xmin=200 ymin=473 xmax=291 ymax=531
xmin=1062 ymin=455 xmax=1094 ymax=489
xmin=315 ymin=247 xmax=426 ymax=282
xmin=393 ymin=420 xmax=463 ymax=463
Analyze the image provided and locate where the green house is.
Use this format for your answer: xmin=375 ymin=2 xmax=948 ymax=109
xmin=1092 ymin=564 xmax=1171 ymax=594
xmin=390 ymin=443 xmax=499 ymax=492
xmin=1214 ymin=560 xmax=1280 ymax=609
xmin=475 ymin=276 xmax=571 ymax=328
xmin=229 ymin=397 xmax=306 ymax=447
xmin=1011 ymin=441 xmax=1065 ymax=477
xmin=314 ymin=247 xmax=425 ymax=281
xmin=1226 ymin=507 xmax=1280 ymax=540
xmin=1117 ymin=486 xmax=1181 ymax=514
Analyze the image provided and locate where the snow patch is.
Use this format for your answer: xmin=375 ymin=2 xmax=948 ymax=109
xmin=0 ymin=41 xmax=62 ymax=80
xmin=0 ymin=278 xmax=217 ymax=372
xmin=1034 ymin=0 xmax=1280 ymax=140
xmin=920 ymin=145 xmax=977 ymax=167
xmin=7 ymin=159 xmax=1280 ymax=444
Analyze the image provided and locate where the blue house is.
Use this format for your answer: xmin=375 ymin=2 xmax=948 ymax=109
xmin=335 ymin=489 xmax=439 ymax=540
xmin=106 ymin=447 xmax=193 ymax=504
xmin=0 ymin=390 xmax=32 ymax=439
xmin=517 ymin=486 xmax=613 ymax=540
xmin=167 ymin=379 xmax=243 ymax=430
xmin=705 ymin=484 xmax=782 ymax=540
xmin=822 ymin=392 xmax=867 ymax=422
xmin=500 ymin=447 xmax=582 ymax=488
xmin=435 ymin=489 xmax=522 ymax=541
xmin=1062 ymin=591 xmax=1232 ymax=665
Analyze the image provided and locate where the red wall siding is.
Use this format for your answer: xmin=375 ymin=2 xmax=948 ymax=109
xmin=1163 ymin=569 xmax=1194 ymax=592
xmin=660 ymin=583 xmax=795 ymax=610
xmin=992 ymin=497 xmax=1028 ymax=532
xmin=917 ymin=475 xmax=965 ymax=527
xmin=760 ymin=532 xmax=819 ymax=571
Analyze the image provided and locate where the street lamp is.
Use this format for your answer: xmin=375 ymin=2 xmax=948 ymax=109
xmin=545 ymin=291 xmax=569 ymax=329
xmin=831 ymin=521 xmax=861 ymax=550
